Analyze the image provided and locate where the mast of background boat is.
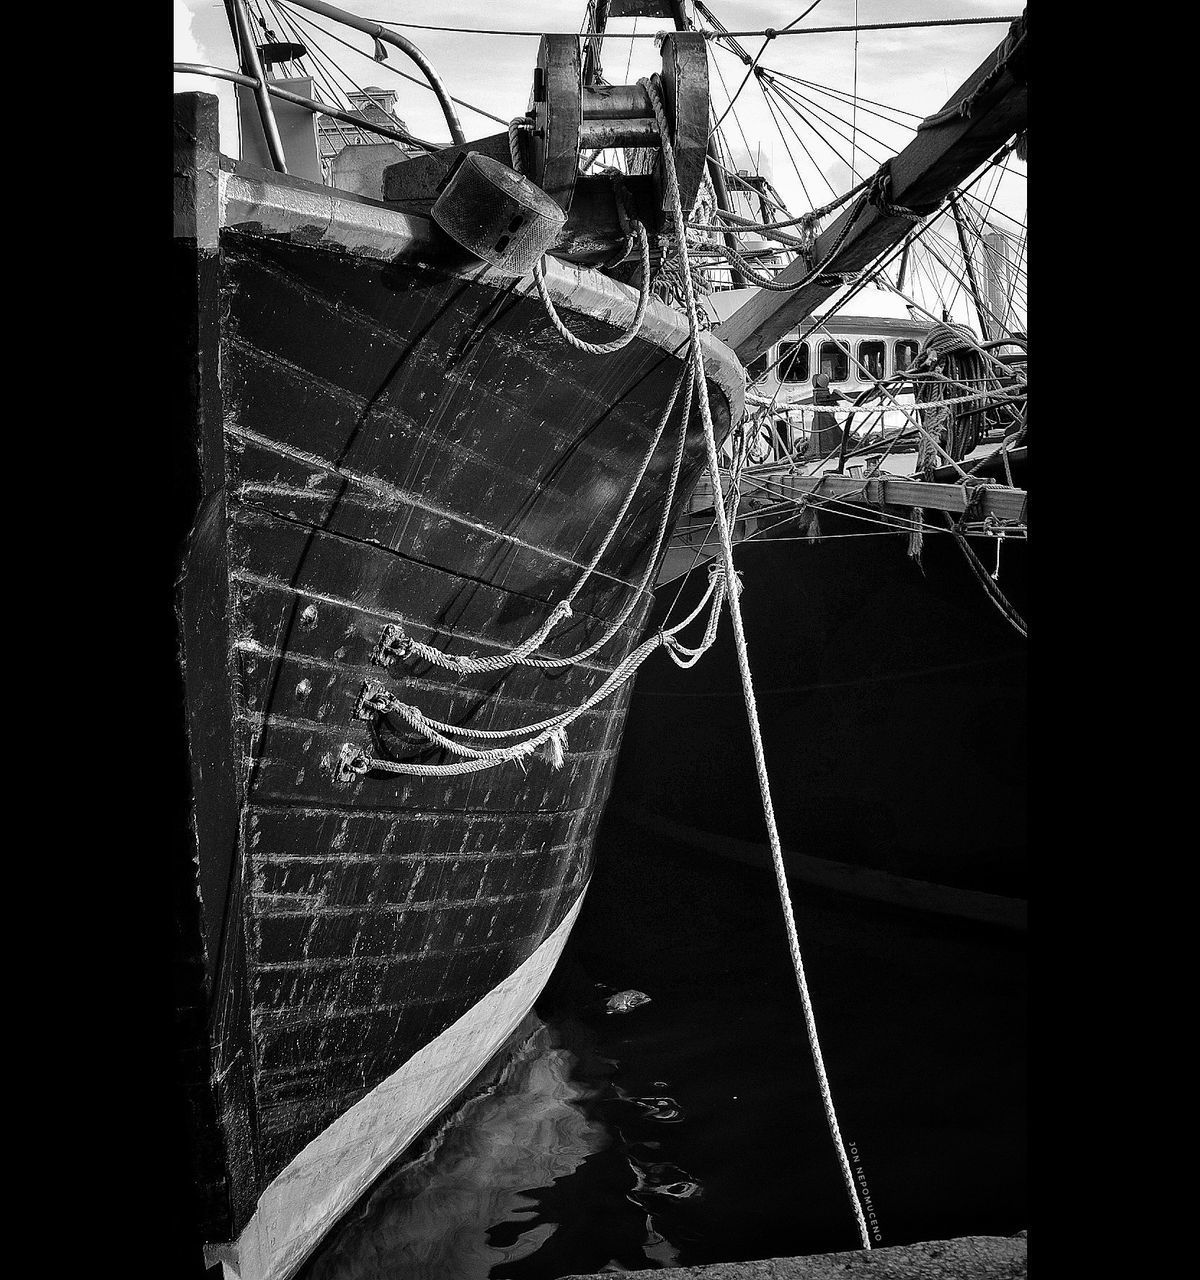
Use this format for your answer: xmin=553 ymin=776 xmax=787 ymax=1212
xmin=949 ymin=194 xmax=993 ymax=341
xmin=716 ymin=11 xmax=1027 ymax=363
xmin=271 ymin=0 xmax=467 ymax=144
xmin=225 ymin=0 xmax=288 ymax=170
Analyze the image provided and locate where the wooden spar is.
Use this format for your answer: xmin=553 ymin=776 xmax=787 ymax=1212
xmin=684 ymin=470 xmax=1028 ymax=525
xmin=950 ymin=194 xmax=992 ymax=341
xmin=714 ymin=12 xmax=1028 ymax=363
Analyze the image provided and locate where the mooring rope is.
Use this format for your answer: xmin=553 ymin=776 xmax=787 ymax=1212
xmin=641 ymin=71 xmax=872 ymax=1251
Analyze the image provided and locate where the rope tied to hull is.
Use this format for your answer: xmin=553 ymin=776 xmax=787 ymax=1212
xmin=639 ymin=71 xmax=873 ymax=1252
xmin=340 ymin=563 xmax=730 ymax=778
xmin=387 ymin=357 xmax=694 ymax=679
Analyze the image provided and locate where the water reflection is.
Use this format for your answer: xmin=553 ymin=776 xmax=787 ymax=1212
xmin=303 ymin=1013 xmax=694 ymax=1280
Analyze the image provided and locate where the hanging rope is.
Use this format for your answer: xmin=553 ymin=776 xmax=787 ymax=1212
xmin=640 ymin=71 xmax=872 ymax=1252
xmin=388 ymin=360 xmax=693 ymax=677
xmin=509 ymin=119 xmax=654 ymax=354
xmin=941 ymin=511 xmax=1027 ymax=636
xmin=340 ymin=563 xmax=730 ymax=779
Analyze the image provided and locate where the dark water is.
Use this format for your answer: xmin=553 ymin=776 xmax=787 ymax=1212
xmin=301 ymin=813 xmax=1026 ymax=1278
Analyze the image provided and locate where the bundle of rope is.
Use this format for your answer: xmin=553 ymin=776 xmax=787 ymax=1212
xmin=915 ymin=322 xmax=991 ymax=468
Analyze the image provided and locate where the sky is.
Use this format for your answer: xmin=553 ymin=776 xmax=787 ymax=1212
xmin=174 ymin=1 xmax=1026 ymax=322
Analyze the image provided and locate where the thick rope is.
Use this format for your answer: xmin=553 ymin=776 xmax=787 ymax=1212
xmin=641 ymin=72 xmax=871 ymax=1251
xmin=941 ymin=511 xmax=1028 ymax=636
xmin=342 ymin=567 xmax=728 ymax=778
xmin=510 ymin=119 xmax=654 ymax=354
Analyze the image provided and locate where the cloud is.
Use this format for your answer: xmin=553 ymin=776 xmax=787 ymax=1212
xmin=173 ymin=0 xmax=240 ymax=155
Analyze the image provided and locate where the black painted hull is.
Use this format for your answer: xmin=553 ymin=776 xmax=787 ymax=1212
xmin=612 ymin=497 xmax=1027 ymax=907
xmin=173 ymin=94 xmax=740 ymax=1275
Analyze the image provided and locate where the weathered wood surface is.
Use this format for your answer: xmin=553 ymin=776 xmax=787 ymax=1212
xmin=684 ymin=469 xmax=1028 ymax=523
xmin=715 ymin=13 xmax=1028 ymax=362
xmin=176 ymin=99 xmax=743 ymax=1253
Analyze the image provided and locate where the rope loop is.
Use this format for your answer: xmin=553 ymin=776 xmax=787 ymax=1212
xmin=507 ymin=116 xmax=654 ymax=355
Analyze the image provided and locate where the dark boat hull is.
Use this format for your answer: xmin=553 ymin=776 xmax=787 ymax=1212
xmin=173 ymin=93 xmax=741 ymax=1280
xmin=612 ymin=497 xmax=1026 ymax=919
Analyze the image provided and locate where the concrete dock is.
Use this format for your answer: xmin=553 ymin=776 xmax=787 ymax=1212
xmin=560 ymin=1233 xmax=1027 ymax=1279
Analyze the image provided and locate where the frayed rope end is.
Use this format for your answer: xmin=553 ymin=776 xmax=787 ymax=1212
xmin=537 ymin=726 xmax=568 ymax=769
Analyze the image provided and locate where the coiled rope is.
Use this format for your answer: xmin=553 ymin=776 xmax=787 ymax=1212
xmin=509 ymin=119 xmax=653 ymax=354
xmin=640 ymin=71 xmax=872 ymax=1251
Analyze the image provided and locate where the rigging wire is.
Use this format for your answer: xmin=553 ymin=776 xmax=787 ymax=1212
xmin=356 ymin=16 xmax=1023 ymax=39
xmin=278 ymin=0 xmax=510 ymax=126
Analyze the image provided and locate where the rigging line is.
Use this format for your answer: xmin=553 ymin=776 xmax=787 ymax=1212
xmin=962 ymin=184 xmax=1028 ymax=307
xmin=278 ymin=1 xmax=509 ymax=125
xmin=921 ymin=227 xmax=1019 ymax=333
xmin=767 ymin=77 xmax=889 ymax=174
xmin=741 ymin=491 xmax=934 ymax=539
xmin=766 ymin=79 xmax=885 ymax=181
xmin=692 ymin=1 xmax=759 ymax=70
xmin=764 ymin=64 xmax=906 ymax=157
xmin=357 ymin=16 xmax=1023 ymax=39
xmin=279 ymin=5 xmax=425 ymax=131
xmin=709 ymin=155 xmax=793 ymax=213
xmin=779 ymin=0 xmax=829 ymax=35
xmin=851 ymin=0 xmax=859 ymax=183
xmin=1001 ymin=218 xmax=1029 ymax=321
xmin=709 ymin=35 xmax=773 ymax=140
xmin=764 ymin=68 xmax=923 ymax=121
xmin=958 ymin=196 xmax=1022 ymax=332
xmin=264 ymin=0 xmax=364 ymax=153
xmin=925 ymin=226 xmax=967 ymax=317
xmin=759 ymin=79 xmax=841 ymax=201
xmin=707 ymin=43 xmax=764 ymax=177
xmin=767 ymin=76 xmax=893 ymax=166
xmin=761 ymin=85 xmax=814 ymax=208
xmin=742 ymin=142 xmax=1021 ymax=435
xmin=760 ymin=69 xmax=919 ymax=136
xmin=762 ymin=71 xmax=895 ymax=152
xmin=263 ymin=0 xmax=350 ymax=111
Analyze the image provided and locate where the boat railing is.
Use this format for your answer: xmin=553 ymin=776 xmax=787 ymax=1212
xmin=172 ymin=63 xmax=441 ymax=159
xmin=176 ymin=0 xmax=463 ymax=175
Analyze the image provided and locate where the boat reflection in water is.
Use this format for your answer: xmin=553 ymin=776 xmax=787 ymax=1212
xmin=300 ymin=1014 xmax=693 ymax=1279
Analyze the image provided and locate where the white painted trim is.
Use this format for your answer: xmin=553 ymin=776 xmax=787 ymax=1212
xmin=205 ymin=886 xmax=588 ymax=1280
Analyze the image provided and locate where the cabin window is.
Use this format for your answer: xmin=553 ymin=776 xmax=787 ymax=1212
xmin=746 ymin=348 xmax=772 ymax=381
xmin=858 ymin=340 xmax=886 ymax=380
xmin=819 ymin=341 xmax=850 ymax=382
xmin=777 ymin=340 xmax=810 ymax=383
xmin=895 ymin=339 xmax=920 ymax=372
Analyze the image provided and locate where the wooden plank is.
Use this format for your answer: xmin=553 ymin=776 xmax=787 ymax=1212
xmin=715 ymin=13 xmax=1028 ymax=362
xmin=686 ymin=471 xmax=1028 ymax=523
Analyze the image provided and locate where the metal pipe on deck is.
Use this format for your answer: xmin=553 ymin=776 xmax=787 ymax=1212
xmin=284 ymin=0 xmax=467 ymax=144
xmin=228 ymin=0 xmax=288 ymax=172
